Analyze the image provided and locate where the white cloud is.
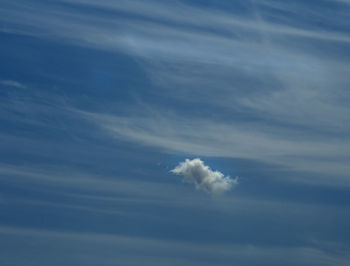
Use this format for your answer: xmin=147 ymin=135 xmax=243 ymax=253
xmin=171 ymin=158 xmax=237 ymax=194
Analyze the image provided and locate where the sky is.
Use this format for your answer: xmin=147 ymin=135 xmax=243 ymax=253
xmin=0 ymin=0 xmax=350 ymax=265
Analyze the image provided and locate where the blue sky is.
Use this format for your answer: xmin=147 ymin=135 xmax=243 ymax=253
xmin=1 ymin=0 xmax=350 ymax=265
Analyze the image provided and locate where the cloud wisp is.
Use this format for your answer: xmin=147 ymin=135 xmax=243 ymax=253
xmin=0 ymin=80 xmax=26 ymax=89
xmin=171 ymin=158 xmax=237 ymax=195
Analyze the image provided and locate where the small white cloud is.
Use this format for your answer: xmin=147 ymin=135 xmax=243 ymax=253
xmin=171 ymin=158 xmax=238 ymax=195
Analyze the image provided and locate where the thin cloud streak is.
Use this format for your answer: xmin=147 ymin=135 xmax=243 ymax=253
xmin=57 ymin=0 xmax=350 ymax=43
xmin=2 ymin=163 xmax=346 ymax=216
xmin=77 ymin=109 xmax=350 ymax=180
xmin=1 ymin=225 xmax=350 ymax=266
xmin=0 ymin=80 xmax=26 ymax=88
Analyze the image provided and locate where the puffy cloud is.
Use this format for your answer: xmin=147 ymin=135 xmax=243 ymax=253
xmin=171 ymin=158 xmax=238 ymax=194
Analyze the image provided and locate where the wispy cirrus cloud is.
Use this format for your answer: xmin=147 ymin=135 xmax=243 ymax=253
xmin=55 ymin=0 xmax=350 ymax=43
xmin=0 ymin=163 xmax=332 ymax=215
xmin=1 ymin=225 xmax=350 ymax=266
xmin=1 ymin=2 xmax=350 ymax=265
xmin=76 ymin=108 xmax=350 ymax=182
xmin=0 ymin=80 xmax=26 ymax=88
xmin=1 ymin=0 xmax=350 ymax=189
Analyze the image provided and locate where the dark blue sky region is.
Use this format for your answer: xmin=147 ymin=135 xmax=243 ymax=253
xmin=0 ymin=0 xmax=350 ymax=265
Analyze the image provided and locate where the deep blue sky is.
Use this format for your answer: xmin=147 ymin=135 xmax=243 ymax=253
xmin=1 ymin=0 xmax=350 ymax=265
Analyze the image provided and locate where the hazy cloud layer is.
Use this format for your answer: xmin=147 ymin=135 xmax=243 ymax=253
xmin=171 ymin=158 xmax=237 ymax=194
